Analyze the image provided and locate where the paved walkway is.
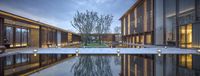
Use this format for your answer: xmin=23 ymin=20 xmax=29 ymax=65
xmin=3 ymin=48 xmax=199 ymax=55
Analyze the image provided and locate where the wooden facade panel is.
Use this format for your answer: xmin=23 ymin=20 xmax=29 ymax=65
xmin=126 ymin=16 xmax=128 ymax=35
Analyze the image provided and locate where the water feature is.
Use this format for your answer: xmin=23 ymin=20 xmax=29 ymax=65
xmin=1 ymin=53 xmax=200 ymax=76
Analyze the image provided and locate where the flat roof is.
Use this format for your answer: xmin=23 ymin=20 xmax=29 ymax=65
xmin=0 ymin=10 xmax=80 ymax=36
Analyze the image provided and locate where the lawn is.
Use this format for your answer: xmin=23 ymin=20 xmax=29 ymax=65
xmin=81 ymin=43 xmax=108 ymax=48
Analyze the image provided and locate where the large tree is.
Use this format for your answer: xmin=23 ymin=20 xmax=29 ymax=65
xmin=71 ymin=10 xmax=113 ymax=45
xmin=71 ymin=10 xmax=98 ymax=45
xmin=95 ymin=15 xmax=113 ymax=44
xmin=114 ymin=26 xmax=121 ymax=34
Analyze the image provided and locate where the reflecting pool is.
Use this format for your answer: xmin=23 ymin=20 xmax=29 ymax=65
xmin=1 ymin=54 xmax=200 ymax=76
xmin=30 ymin=55 xmax=121 ymax=76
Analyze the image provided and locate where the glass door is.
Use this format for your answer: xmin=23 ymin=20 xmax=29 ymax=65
xmin=179 ymin=24 xmax=192 ymax=48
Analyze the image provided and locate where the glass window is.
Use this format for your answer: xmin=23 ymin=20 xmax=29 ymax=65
xmin=130 ymin=11 xmax=135 ymax=34
xmin=155 ymin=0 xmax=164 ymax=45
xmin=179 ymin=0 xmax=195 ymax=25
xmin=165 ymin=0 xmax=176 ymax=42
xmin=16 ymin=54 xmax=21 ymax=64
xmin=15 ymin=28 xmax=21 ymax=47
xmin=146 ymin=34 xmax=152 ymax=44
xmin=6 ymin=26 xmax=14 ymax=47
xmin=132 ymin=36 xmax=135 ymax=43
xmin=180 ymin=26 xmax=186 ymax=48
xmin=140 ymin=35 xmax=144 ymax=44
xmin=179 ymin=24 xmax=192 ymax=48
xmin=186 ymin=24 xmax=192 ymax=48
xmin=22 ymin=28 xmax=28 ymax=46
xmin=137 ymin=3 xmax=144 ymax=33
xmin=6 ymin=56 xmax=13 ymax=66
xmin=68 ymin=33 xmax=72 ymax=42
xmin=197 ymin=0 xmax=200 ymax=20
xmin=146 ymin=0 xmax=153 ymax=31
xmin=42 ymin=27 xmax=48 ymax=47
xmin=136 ymin=36 xmax=139 ymax=43
xmin=21 ymin=54 xmax=28 ymax=63
xmin=134 ymin=9 xmax=137 ymax=34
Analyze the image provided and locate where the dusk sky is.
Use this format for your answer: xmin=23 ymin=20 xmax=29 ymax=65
xmin=0 ymin=0 xmax=135 ymax=33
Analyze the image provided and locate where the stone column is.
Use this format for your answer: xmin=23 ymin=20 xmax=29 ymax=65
xmin=0 ymin=17 xmax=5 ymax=45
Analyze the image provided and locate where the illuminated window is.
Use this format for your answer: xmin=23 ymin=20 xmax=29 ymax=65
xmin=140 ymin=35 xmax=144 ymax=44
xmin=146 ymin=34 xmax=151 ymax=44
xmin=179 ymin=24 xmax=192 ymax=48
xmin=180 ymin=26 xmax=186 ymax=48
xmin=15 ymin=28 xmax=21 ymax=47
xmin=22 ymin=28 xmax=28 ymax=46
xmin=132 ymin=36 xmax=135 ymax=43
xmin=136 ymin=36 xmax=139 ymax=43
xmin=68 ymin=33 xmax=72 ymax=42
xmin=186 ymin=24 xmax=192 ymax=48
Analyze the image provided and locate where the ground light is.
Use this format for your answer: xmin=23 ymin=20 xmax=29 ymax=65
xmin=33 ymin=49 xmax=38 ymax=52
xmin=197 ymin=49 xmax=200 ymax=53
xmin=157 ymin=49 xmax=161 ymax=56
xmin=117 ymin=49 xmax=120 ymax=56
xmin=76 ymin=49 xmax=79 ymax=57
xmin=33 ymin=49 xmax=38 ymax=56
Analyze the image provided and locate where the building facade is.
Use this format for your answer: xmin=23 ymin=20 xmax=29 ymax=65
xmin=0 ymin=10 xmax=81 ymax=48
xmin=120 ymin=0 xmax=200 ymax=48
xmin=120 ymin=0 xmax=200 ymax=76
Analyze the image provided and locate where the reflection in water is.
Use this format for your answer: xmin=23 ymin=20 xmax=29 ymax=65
xmin=71 ymin=55 xmax=113 ymax=76
xmin=27 ymin=54 xmax=200 ymax=76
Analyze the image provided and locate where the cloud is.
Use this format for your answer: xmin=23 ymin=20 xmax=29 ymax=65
xmin=0 ymin=0 xmax=136 ymax=33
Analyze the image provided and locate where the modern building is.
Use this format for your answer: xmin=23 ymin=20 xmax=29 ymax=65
xmin=0 ymin=10 xmax=81 ymax=49
xmin=120 ymin=0 xmax=200 ymax=76
xmin=0 ymin=10 xmax=81 ymax=76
